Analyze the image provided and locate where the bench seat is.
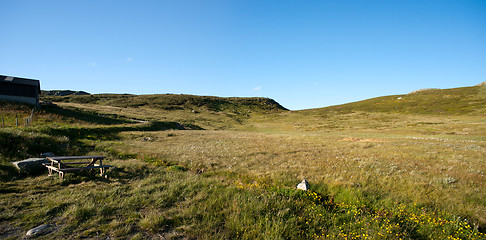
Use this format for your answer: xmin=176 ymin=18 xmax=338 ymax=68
xmin=43 ymin=158 xmax=112 ymax=179
xmin=44 ymin=164 xmax=112 ymax=172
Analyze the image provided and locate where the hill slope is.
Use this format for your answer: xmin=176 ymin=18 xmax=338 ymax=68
xmin=42 ymin=94 xmax=288 ymax=113
xmin=305 ymin=85 xmax=486 ymax=116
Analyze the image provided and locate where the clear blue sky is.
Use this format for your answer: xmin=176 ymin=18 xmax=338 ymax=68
xmin=1 ymin=1 xmax=485 ymax=110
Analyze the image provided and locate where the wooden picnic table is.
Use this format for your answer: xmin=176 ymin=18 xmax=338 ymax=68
xmin=44 ymin=155 xmax=112 ymax=180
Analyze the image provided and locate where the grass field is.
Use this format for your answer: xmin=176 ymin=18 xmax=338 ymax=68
xmin=1 ymin=86 xmax=485 ymax=239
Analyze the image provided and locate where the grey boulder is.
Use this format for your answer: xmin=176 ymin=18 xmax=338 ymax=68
xmin=12 ymin=158 xmax=49 ymax=174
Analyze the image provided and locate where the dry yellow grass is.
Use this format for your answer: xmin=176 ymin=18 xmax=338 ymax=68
xmin=96 ymin=118 xmax=484 ymax=228
xmin=46 ymin=97 xmax=486 ymax=233
xmin=51 ymin=97 xmax=485 ymax=231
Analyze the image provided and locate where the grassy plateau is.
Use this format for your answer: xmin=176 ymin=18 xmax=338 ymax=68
xmin=1 ymin=87 xmax=485 ymax=239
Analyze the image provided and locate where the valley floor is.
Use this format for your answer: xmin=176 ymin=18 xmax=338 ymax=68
xmin=1 ymin=102 xmax=485 ymax=239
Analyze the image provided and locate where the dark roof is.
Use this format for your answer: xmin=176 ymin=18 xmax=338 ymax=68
xmin=0 ymin=75 xmax=41 ymax=94
xmin=0 ymin=75 xmax=40 ymax=87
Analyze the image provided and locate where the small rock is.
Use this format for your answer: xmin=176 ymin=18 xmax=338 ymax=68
xmin=297 ymin=179 xmax=309 ymax=191
xmin=26 ymin=224 xmax=51 ymax=237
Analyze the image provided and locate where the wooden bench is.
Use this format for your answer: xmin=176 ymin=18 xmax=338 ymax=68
xmin=44 ymin=156 xmax=112 ymax=180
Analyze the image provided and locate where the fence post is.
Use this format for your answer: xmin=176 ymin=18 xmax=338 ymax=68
xmin=16 ymin=117 xmax=18 ymax=127
xmin=28 ymin=107 xmax=36 ymax=127
xmin=1 ymin=116 xmax=3 ymax=127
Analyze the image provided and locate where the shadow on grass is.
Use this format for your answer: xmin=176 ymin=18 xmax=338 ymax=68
xmin=0 ymin=129 xmax=79 ymax=164
xmin=1 ymin=120 xmax=201 ymax=182
xmin=0 ymin=164 xmax=20 ymax=182
xmin=60 ymin=171 xmax=112 ymax=186
xmin=105 ymin=166 xmax=153 ymax=184
xmin=38 ymin=121 xmax=198 ymax=142
xmin=54 ymin=162 xmax=153 ymax=186
xmin=45 ymin=106 xmax=133 ymax=125
xmin=0 ymin=162 xmax=53 ymax=182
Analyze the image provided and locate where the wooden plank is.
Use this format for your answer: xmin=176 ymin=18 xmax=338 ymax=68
xmin=47 ymin=156 xmax=105 ymax=161
xmin=44 ymin=165 xmax=62 ymax=172
xmin=44 ymin=156 xmax=110 ymax=180
xmin=46 ymin=158 xmax=61 ymax=164
xmin=58 ymin=165 xmax=112 ymax=172
xmin=44 ymin=165 xmax=111 ymax=171
xmin=59 ymin=162 xmax=92 ymax=165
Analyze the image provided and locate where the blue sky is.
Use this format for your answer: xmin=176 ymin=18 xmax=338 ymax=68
xmin=1 ymin=1 xmax=485 ymax=110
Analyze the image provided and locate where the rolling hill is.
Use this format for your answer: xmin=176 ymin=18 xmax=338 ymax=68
xmin=305 ymin=84 xmax=486 ymax=116
xmin=41 ymin=93 xmax=288 ymax=113
xmin=41 ymin=84 xmax=486 ymax=118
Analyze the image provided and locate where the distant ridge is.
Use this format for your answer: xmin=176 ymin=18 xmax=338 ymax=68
xmin=42 ymin=90 xmax=90 ymax=96
xmin=41 ymin=93 xmax=288 ymax=113
xmin=408 ymin=88 xmax=439 ymax=94
xmin=408 ymin=82 xmax=485 ymax=94
xmin=304 ymin=85 xmax=486 ymax=116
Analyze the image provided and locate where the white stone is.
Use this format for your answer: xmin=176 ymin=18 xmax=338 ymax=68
xmin=297 ymin=179 xmax=309 ymax=191
xmin=26 ymin=224 xmax=50 ymax=236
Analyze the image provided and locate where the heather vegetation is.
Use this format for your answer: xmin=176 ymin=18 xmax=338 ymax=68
xmin=1 ymin=86 xmax=485 ymax=239
xmin=42 ymin=94 xmax=287 ymax=113
xmin=310 ymin=86 xmax=486 ymax=116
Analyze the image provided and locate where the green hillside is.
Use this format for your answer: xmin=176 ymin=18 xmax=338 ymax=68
xmin=306 ymin=85 xmax=486 ymax=115
xmin=42 ymin=94 xmax=288 ymax=113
